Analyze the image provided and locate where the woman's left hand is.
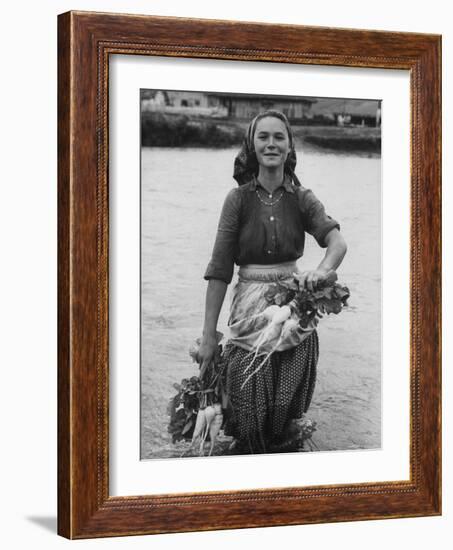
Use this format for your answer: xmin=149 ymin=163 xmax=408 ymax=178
xmin=295 ymin=268 xmax=330 ymax=292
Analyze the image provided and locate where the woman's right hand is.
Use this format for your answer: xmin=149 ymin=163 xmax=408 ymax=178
xmin=197 ymin=334 xmax=218 ymax=379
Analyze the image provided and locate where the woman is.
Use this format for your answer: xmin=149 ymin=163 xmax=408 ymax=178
xmin=198 ymin=110 xmax=347 ymax=454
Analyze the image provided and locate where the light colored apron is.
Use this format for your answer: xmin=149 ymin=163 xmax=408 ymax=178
xmin=227 ymin=260 xmax=315 ymax=355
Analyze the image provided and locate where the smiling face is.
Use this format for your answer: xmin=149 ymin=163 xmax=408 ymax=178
xmin=253 ymin=116 xmax=291 ymax=169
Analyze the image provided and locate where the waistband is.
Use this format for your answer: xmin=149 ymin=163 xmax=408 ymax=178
xmin=238 ymin=261 xmax=297 ymax=282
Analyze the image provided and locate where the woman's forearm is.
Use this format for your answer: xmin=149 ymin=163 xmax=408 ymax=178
xmin=317 ymin=229 xmax=347 ymax=272
xmin=202 ymin=279 xmax=228 ymax=338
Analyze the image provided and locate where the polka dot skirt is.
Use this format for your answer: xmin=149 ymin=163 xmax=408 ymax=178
xmin=222 ymin=330 xmax=319 ymax=454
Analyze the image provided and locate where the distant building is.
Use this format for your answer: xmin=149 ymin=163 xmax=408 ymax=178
xmin=205 ymin=92 xmax=316 ymax=121
xmin=167 ymin=91 xmax=208 ymax=108
xmin=141 ymin=89 xmax=209 ymax=108
xmin=140 ymin=89 xmax=170 ymax=108
xmin=310 ymin=98 xmax=381 ymax=127
xmin=140 ymin=90 xmax=316 ymax=121
xmin=141 ymin=90 xmax=225 ymax=117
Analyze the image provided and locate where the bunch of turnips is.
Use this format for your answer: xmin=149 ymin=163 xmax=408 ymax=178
xmin=167 ymin=332 xmax=228 ymax=456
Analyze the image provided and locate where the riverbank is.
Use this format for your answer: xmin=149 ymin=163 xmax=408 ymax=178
xmin=141 ymin=112 xmax=244 ymax=148
xmin=295 ymin=125 xmax=381 ymax=154
xmin=141 ymin=112 xmax=381 ymax=153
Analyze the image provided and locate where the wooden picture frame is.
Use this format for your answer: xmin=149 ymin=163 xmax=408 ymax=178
xmin=58 ymin=10 xmax=441 ymax=539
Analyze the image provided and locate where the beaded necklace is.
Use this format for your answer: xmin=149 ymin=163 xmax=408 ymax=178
xmin=255 ymin=187 xmax=284 ymax=207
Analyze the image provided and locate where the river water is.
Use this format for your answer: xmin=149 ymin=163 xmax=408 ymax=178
xmin=140 ymin=144 xmax=381 ymax=458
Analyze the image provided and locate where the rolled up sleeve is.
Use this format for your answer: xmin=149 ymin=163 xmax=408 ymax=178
xmin=298 ymin=188 xmax=340 ymax=247
xmin=204 ymin=188 xmax=240 ymax=284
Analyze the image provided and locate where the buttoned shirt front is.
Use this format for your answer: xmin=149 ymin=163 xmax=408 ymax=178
xmin=204 ymin=175 xmax=340 ymax=284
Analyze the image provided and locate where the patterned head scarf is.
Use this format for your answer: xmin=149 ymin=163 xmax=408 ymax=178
xmin=233 ymin=109 xmax=301 ymax=187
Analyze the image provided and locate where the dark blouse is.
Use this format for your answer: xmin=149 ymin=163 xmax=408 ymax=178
xmin=204 ymin=175 xmax=340 ymax=284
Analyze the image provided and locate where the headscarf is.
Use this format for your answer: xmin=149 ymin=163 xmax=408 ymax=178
xmin=233 ymin=109 xmax=301 ymax=187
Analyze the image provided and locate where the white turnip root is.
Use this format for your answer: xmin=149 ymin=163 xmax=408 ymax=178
xmin=276 ymin=317 xmax=300 ymax=344
xmin=242 ymin=305 xmax=292 ymax=373
xmin=242 ymin=321 xmax=283 ymax=374
xmin=270 ymin=305 xmax=291 ymax=324
xmin=192 ymin=408 xmax=207 ymax=443
xmin=240 ymin=317 xmax=307 ymax=390
xmin=208 ymin=411 xmax=224 ymax=456
xmin=198 ymin=405 xmax=214 ymax=455
xmin=204 ymin=405 xmax=216 ymax=426
xmin=262 ymin=304 xmax=281 ymax=320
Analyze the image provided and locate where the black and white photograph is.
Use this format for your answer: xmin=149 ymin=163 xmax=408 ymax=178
xmin=2 ymin=0 xmax=447 ymax=546
xmin=140 ymin=89 xmax=382 ymax=459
